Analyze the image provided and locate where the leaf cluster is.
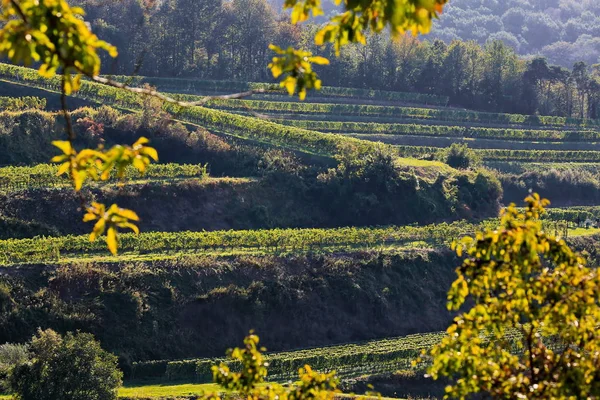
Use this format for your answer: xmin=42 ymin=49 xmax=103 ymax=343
xmin=425 ymin=194 xmax=600 ymax=399
xmin=0 ymin=0 xmax=117 ymax=93
xmin=51 ymin=137 xmax=158 ymax=254
xmin=269 ymin=45 xmax=329 ymax=100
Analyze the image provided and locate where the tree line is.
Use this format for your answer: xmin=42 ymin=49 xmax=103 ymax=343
xmin=79 ymin=0 xmax=600 ymax=119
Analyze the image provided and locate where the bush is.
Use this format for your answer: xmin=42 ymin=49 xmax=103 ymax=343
xmin=0 ymin=343 xmax=28 ymax=390
xmin=438 ymin=143 xmax=481 ymax=169
xmin=8 ymin=329 xmax=122 ymax=400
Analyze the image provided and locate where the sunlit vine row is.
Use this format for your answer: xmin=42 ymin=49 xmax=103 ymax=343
xmin=107 ymin=75 xmax=449 ymax=105
xmin=0 ymin=222 xmax=478 ymax=265
xmin=0 ymin=163 xmax=207 ymax=192
xmin=275 ymin=119 xmax=600 ymax=142
xmin=132 ymin=328 xmax=535 ymax=383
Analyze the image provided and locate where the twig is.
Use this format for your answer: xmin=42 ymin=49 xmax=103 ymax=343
xmin=9 ymin=0 xmax=28 ymax=23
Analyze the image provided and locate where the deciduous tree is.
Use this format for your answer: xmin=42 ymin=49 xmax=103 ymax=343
xmin=425 ymin=194 xmax=600 ymax=398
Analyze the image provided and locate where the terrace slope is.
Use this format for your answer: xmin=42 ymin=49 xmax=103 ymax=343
xmin=0 ymin=250 xmax=458 ymax=366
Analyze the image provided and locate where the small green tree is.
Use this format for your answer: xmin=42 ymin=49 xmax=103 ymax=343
xmin=425 ymin=194 xmax=600 ymax=398
xmin=439 ymin=143 xmax=481 ymax=169
xmin=0 ymin=343 xmax=28 ymax=391
xmin=8 ymin=329 xmax=122 ymax=400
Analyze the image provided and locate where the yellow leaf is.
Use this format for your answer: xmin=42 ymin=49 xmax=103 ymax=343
xmin=51 ymin=155 xmax=67 ymax=163
xmin=83 ymin=213 xmax=97 ymax=222
xmin=118 ymin=222 xmax=140 ymax=234
xmin=52 ymin=141 xmax=72 ymax=155
xmin=108 ymin=47 xmax=118 ymax=58
xmin=93 ymin=215 xmax=106 ymax=230
xmin=116 ymin=208 xmax=139 ymax=221
xmin=106 ymin=227 xmax=118 ymax=255
xmin=132 ymin=157 xmax=146 ymax=174
xmin=299 ymin=88 xmax=307 ymax=101
xmin=39 ymin=63 xmax=53 ymax=78
xmin=56 ymin=162 xmax=70 ymax=176
xmin=310 ymin=56 xmax=330 ymax=65
xmin=74 ymin=171 xmax=86 ymax=191
xmin=63 ymin=79 xmax=72 ymax=95
xmin=270 ymin=64 xmax=283 ymax=78
xmin=134 ymin=137 xmax=149 ymax=146
xmin=141 ymin=146 xmax=159 ymax=161
xmin=283 ymin=77 xmax=296 ymax=96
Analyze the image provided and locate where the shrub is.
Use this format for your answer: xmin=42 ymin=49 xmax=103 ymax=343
xmin=0 ymin=343 xmax=28 ymax=390
xmin=438 ymin=143 xmax=481 ymax=169
xmin=8 ymin=329 xmax=122 ymax=400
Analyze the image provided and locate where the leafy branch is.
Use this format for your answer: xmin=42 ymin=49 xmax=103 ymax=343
xmin=269 ymin=0 xmax=449 ymax=95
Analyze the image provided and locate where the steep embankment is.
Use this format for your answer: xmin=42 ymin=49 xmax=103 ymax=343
xmin=0 ymin=250 xmax=458 ymax=365
xmin=0 ymin=178 xmax=327 ymax=236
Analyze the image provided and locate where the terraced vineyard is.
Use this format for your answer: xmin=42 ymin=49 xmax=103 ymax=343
xmin=2 ymin=60 xmax=600 ymax=400
xmin=0 ymin=163 xmax=208 ymax=192
xmin=131 ymin=327 xmax=543 ymax=384
xmin=107 ymin=75 xmax=450 ymax=106
xmin=131 ymin=331 xmax=451 ymax=382
xmin=1 ymin=216 xmax=591 ymax=266
xmin=6 ymin=62 xmax=600 ymax=172
xmin=0 ymin=223 xmax=477 ymax=265
xmin=273 ymin=119 xmax=600 ymax=142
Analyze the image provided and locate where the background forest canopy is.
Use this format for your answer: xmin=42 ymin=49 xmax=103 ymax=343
xmin=80 ymin=0 xmax=600 ymax=118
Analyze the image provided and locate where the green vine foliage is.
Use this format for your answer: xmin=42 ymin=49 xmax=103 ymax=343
xmin=0 ymin=0 xmax=448 ymax=254
xmin=423 ymin=194 xmax=600 ymax=399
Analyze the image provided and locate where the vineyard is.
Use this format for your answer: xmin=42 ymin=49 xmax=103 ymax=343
xmin=106 ymin=75 xmax=450 ymax=106
xmin=276 ymin=119 xmax=600 ymax=142
xmin=2 ymin=59 xmax=600 ymax=400
xmin=393 ymin=145 xmax=600 ymax=163
xmin=4 ymin=63 xmax=600 ymax=172
xmin=0 ymin=64 xmax=391 ymax=160
xmin=0 ymin=163 xmax=208 ymax=192
xmin=131 ymin=331 xmax=451 ymax=382
xmin=0 ymin=217 xmax=591 ymax=266
xmin=131 ymin=327 xmax=543 ymax=384
xmin=162 ymin=91 xmax=600 ymax=128
xmin=0 ymin=223 xmax=477 ymax=265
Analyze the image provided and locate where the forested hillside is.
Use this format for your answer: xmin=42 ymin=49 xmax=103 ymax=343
xmin=79 ymin=0 xmax=600 ymax=119
xmin=270 ymin=0 xmax=600 ymax=67
xmin=429 ymin=0 xmax=600 ymax=67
